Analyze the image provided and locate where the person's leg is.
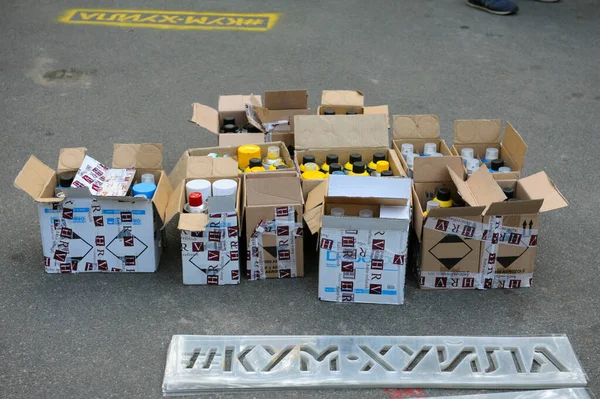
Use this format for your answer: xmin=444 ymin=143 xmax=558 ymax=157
xmin=466 ymin=0 xmax=519 ymax=15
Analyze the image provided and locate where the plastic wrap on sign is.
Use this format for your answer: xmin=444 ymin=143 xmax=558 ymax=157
xmin=248 ymin=206 xmax=303 ymax=280
xmin=434 ymin=388 xmax=594 ymax=399
xmin=318 ymin=226 xmax=408 ymax=305
xmin=162 ymin=335 xmax=587 ymax=395
xmin=180 ymin=212 xmax=240 ymax=285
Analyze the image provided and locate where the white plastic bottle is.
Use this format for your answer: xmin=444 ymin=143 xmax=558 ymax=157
xmin=401 ymin=143 xmax=414 ymax=159
xmin=482 ymin=148 xmax=499 ymax=168
xmin=421 ymin=143 xmax=437 ymax=156
xmin=359 ymin=209 xmax=373 ymax=218
xmin=466 ymin=158 xmax=480 ymax=175
xmin=460 ymin=148 xmax=474 ymax=166
xmin=406 ymin=153 xmax=420 ymax=178
xmin=331 ymin=208 xmax=345 ymax=217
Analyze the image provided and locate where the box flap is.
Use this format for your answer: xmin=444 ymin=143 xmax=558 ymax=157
xmin=305 ymin=180 xmax=328 ymax=213
xmin=213 ymin=158 xmax=242 ymax=177
xmin=249 ymin=94 xmax=262 ymax=108
xmin=485 ymin=199 xmax=544 ymax=216
xmin=113 ymin=143 xmax=163 ymax=169
xmin=178 ymin=212 xmax=209 ymax=232
xmin=454 ymin=119 xmax=502 ymax=144
xmin=392 ymin=115 xmax=440 ymax=140
xmin=255 ymin=107 xmax=312 ymax=124
xmin=303 ymin=204 xmax=323 ymax=235
xmin=449 ymin=167 xmax=477 ymax=207
xmin=186 ymin=157 xmax=239 ymax=179
xmin=364 ymin=105 xmax=390 ymax=128
xmin=364 ymin=105 xmax=389 ymax=117
xmin=448 ymin=166 xmax=506 ymax=208
xmin=328 ymin=174 xmax=412 ymax=200
xmin=413 ymin=187 xmax=424 ymax=240
xmin=57 ymin=147 xmax=86 ymax=173
xmin=57 ymin=187 xmax=93 ymax=199
xmin=207 ymin=194 xmax=236 ymax=214
xmin=412 ymin=156 xmax=464 ymax=183
xmin=218 ymin=133 xmax=265 ymax=147
xmin=190 ymin=103 xmax=219 ymax=134
xmin=464 ymin=166 xmax=507 ymax=207
xmin=427 ymin=206 xmax=486 ymax=218
xmin=517 ymin=171 xmax=569 ymax=212
xmin=14 ymin=155 xmax=56 ymax=201
xmin=168 ymin=152 xmax=189 ymax=190
xmin=218 ymin=94 xmax=260 ymax=112
xmin=364 ymin=105 xmax=389 ymax=115
xmin=152 ymin=171 xmax=172 ymax=223
xmin=502 ymin=122 xmax=527 ymax=170
xmin=252 ymin=105 xmax=271 ymax=129
xmin=388 ymin=151 xmax=408 ymax=178
xmin=264 ymin=90 xmax=308 ymax=110
xmin=294 ymin=114 xmax=388 ymax=150
xmin=246 ymin=176 xmax=302 ymax=207
xmin=321 ymin=90 xmax=364 ymax=106
xmin=165 ymin=180 xmax=185 ymax=226
xmin=322 ymin=215 xmax=409 ymax=232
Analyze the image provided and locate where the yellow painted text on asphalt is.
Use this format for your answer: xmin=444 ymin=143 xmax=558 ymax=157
xmin=59 ymin=9 xmax=280 ymax=31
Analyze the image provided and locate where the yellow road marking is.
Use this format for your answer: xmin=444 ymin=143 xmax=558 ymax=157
xmin=58 ymin=9 xmax=280 ymax=31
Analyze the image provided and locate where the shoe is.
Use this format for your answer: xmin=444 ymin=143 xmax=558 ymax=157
xmin=467 ymin=0 xmax=519 ymax=15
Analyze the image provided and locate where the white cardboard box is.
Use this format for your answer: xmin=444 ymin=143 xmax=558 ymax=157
xmin=179 ymin=198 xmax=240 ymax=285
xmin=305 ymin=175 xmax=412 ymax=305
xmin=166 ymin=149 xmax=242 ymax=285
xmin=15 ymin=144 xmax=171 ymax=273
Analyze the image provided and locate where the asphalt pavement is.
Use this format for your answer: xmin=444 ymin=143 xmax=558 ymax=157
xmin=1 ymin=0 xmax=599 ymax=398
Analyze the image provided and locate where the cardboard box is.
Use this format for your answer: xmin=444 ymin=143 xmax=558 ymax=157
xmin=449 ymin=168 xmax=568 ymax=289
xmin=304 ymin=175 xmax=411 ymax=305
xmin=166 ymin=150 xmax=242 ymax=285
xmin=451 ymin=119 xmax=528 ymax=180
xmin=190 ymin=94 xmax=265 ymax=146
xmin=316 ymin=90 xmax=389 ymax=123
xmin=413 ymin=157 xmax=567 ymax=290
xmin=14 ymin=144 xmax=172 ymax=273
xmin=244 ymin=172 xmax=304 ymax=279
xmin=409 ymin=156 xmax=484 ymax=289
xmin=245 ymin=90 xmax=312 ymax=147
xmin=293 ymin=114 xmax=406 ymax=200
xmin=391 ymin=114 xmax=454 ymax=174
xmin=169 ymin=142 xmax=294 ymax=175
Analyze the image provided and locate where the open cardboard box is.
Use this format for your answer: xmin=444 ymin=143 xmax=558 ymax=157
xmin=316 ymin=90 xmax=389 ymax=125
xmin=166 ymin=150 xmax=242 ymax=285
xmin=391 ymin=114 xmax=455 ymax=175
xmin=451 ymin=119 xmax=527 ymax=180
xmin=293 ymin=114 xmax=406 ymax=200
xmin=412 ymin=155 xmax=567 ymax=290
xmin=304 ymin=175 xmax=412 ymax=305
xmin=245 ymin=89 xmax=312 ymax=148
xmin=449 ymin=167 xmax=568 ymax=289
xmin=244 ymin=171 xmax=304 ymax=279
xmin=190 ymin=94 xmax=265 ymax=146
xmin=410 ymin=156 xmax=484 ymax=289
xmin=170 ymin=142 xmax=294 ymax=174
xmin=14 ymin=144 xmax=172 ymax=273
